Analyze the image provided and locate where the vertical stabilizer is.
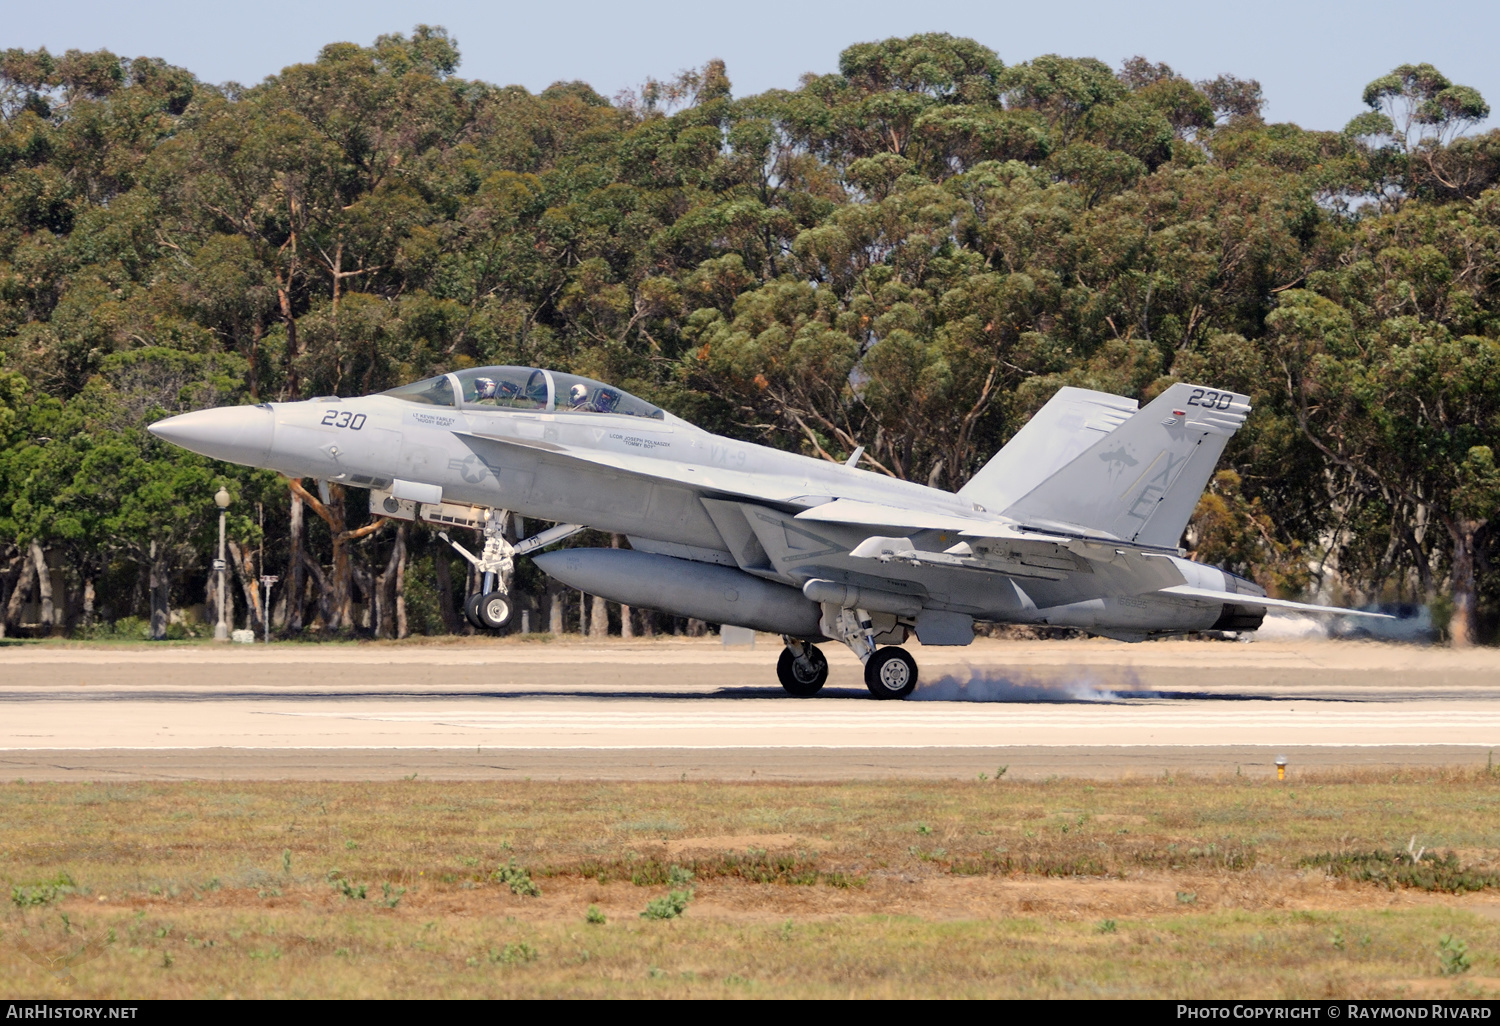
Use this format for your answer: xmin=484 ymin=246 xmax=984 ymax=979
xmin=1000 ymin=383 xmax=1250 ymax=548
xmin=958 ymin=387 xmax=1138 ymax=512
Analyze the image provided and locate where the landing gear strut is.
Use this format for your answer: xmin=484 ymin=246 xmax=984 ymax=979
xmin=776 ymin=638 xmax=829 ymax=697
xmin=819 ymin=599 xmax=921 ymax=700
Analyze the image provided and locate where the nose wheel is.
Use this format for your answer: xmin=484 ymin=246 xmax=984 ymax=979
xmin=864 ymin=646 xmax=918 ymax=699
xmin=465 ymin=591 xmax=514 ymax=630
xmin=776 ymin=643 xmax=829 ymax=697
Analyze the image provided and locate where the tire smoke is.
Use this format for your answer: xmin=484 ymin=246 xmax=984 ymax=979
xmin=911 ymin=667 xmax=1141 ymax=703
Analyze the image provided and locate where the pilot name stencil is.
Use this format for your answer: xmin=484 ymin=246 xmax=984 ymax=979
xmin=406 ymin=411 xmax=457 ymax=429
xmin=610 ymin=432 xmax=670 ymax=450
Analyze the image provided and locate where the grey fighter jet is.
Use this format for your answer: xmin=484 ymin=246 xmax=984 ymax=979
xmin=150 ymin=366 xmax=1385 ymax=698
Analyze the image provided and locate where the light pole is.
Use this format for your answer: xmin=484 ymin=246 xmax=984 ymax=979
xmin=259 ymin=575 xmax=279 ymax=644
xmin=214 ymin=487 xmax=231 ymax=642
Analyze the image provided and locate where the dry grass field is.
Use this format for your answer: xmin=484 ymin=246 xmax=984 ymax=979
xmin=4 ymin=771 xmax=1500 ymax=998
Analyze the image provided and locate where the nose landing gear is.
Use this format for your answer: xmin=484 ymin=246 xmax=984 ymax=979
xmin=466 ymin=590 xmax=514 ymax=630
xmin=438 ymin=509 xmax=584 ymax=632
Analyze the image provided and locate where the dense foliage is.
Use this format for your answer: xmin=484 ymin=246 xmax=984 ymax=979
xmin=1 ymin=30 xmax=1497 ymax=641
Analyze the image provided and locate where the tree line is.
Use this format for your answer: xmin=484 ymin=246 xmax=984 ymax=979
xmin=1 ymin=29 xmax=1497 ymax=642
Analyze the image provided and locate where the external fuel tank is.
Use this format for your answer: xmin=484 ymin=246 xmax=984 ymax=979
xmin=531 ymin=548 xmax=824 ymax=638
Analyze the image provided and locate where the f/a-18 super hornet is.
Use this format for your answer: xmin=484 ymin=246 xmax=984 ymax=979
xmin=150 ymin=365 xmax=1385 ymax=699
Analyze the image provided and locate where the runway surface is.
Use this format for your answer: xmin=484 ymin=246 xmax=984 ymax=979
xmin=1 ymin=636 xmax=1497 ymax=779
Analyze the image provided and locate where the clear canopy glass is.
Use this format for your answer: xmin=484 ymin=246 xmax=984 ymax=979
xmin=547 ymin=371 xmax=663 ymax=419
xmin=382 ymin=367 xmax=664 ymax=420
xmin=381 ymin=375 xmax=454 ymax=406
xmin=455 ymin=366 xmax=550 ymax=410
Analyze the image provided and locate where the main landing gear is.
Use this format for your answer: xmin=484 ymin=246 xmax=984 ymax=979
xmin=776 ymin=638 xmax=829 ymax=697
xmin=778 ymin=604 xmax=921 ymax=700
xmin=863 ymin=647 xmax=918 ymax=700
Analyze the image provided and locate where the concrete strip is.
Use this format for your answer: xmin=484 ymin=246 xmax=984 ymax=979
xmin=0 ymin=746 xmax=1493 ymax=781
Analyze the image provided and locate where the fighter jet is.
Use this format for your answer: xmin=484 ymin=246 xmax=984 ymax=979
xmin=150 ymin=365 xmax=1386 ymax=699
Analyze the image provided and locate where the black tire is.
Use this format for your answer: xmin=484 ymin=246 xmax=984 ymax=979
xmin=476 ymin=591 xmax=514 ymax=630
xmin=463 ymin=593 xmax=486 ymax=629
xmin=864 ymin=647 xmax=918 ymax=699
xmin=777 ymin=645 xmax=829 ymax=697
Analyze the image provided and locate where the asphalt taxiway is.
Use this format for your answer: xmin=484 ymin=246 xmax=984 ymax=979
xmin=0 ymin=637 xmax=1496 ymax=780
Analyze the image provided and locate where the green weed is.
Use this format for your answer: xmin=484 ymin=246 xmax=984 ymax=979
xmin=11 ymin=872 xmax=77 ymax=907
xmin=488 ymin=942 xmax=537 ymax=965
xmin=1303 ymin=850 xmax=1500 ymax=894
xmin=492 ymin=860 xmax=540 ymax=897
xmin=327 ymin=870 xmax=366 ymax=900
xmin=641 ymin=890 xmax=693 ymax=920
xmin=1439 ymin=935 xmax=1472 ymax=975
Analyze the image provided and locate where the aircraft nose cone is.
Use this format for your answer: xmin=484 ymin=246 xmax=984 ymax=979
xmin=148 ymin=405 xmax=275 ymax=467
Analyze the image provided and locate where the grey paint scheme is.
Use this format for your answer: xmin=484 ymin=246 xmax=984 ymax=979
xmin=149 ymin=370 xmax=1386 ymax=645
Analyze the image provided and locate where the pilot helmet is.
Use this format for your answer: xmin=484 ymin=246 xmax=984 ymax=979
xmin=595 ymin=388 xmax=621 ymax=414
xmin=569 ymin=383 xmax=590 ymax=407
xmin=473 ymin=377 xmax=498 ymax=401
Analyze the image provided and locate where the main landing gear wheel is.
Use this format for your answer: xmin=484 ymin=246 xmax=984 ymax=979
xmin=864 ymin=647 xmax=918 ymax=700
xmin=465 ymin=591 xmax=514 ymax=630
xmin=777 ymin=645 xmax=829 ymax=697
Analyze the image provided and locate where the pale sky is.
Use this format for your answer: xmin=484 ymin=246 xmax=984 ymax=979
xmin=6 ymin=0 xmax=1497 ymax=133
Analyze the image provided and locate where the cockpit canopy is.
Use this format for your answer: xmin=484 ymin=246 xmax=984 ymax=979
xmin=382 ymin=366 xmax=665 ymax=420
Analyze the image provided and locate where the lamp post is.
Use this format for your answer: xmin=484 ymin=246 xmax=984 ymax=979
xmin=214 ymin=487 xmax=231 ymax=642
xmin=259 ymin=575 xmax=279 ymax=644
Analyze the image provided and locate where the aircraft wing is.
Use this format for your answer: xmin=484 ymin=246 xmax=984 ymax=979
xmin=794 ymin=498 xmax=1002 ymax=532
xmin=1156 ymin=585 xmax=1395 ymax=619
xmin=795 ymin=497 xmax=1189 ymax=555
xmin=457 ymin=429 xmax=813 ymax=504
xmin=797 ymin=498 xmax=1192 ymax=587
xmin=795 ymin=498 xmax=1126 ymax=545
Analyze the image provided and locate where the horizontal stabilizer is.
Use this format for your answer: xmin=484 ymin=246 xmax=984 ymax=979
xmin=1157 ymin=585 xmax=1394 ymax=619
